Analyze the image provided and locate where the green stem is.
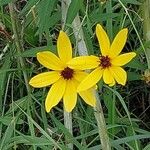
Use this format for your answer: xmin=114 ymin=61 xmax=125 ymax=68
xmin=9 ymin=2 xmax=36 ymax=150
xmin=8 ymin=2 xmax=31 ymax=93
xmin=118 ymin=0 xmax=150 ymax=69
xmin=108 ymin=87 xmax=116 ymax=140
xmin=94 ymin=92 xmax=111 ymax=150
xmin=71 ymin=9 xmax=111 ymax=150
xmin=111 ymin=89 xmax=116 ymax=137
xmin=106 ymin=0 xmax=116 ymax=142
xmin=63 ymin=111 xmax=73 ymax=149
xmin=140 ymin=0 xmax=150 ymax=68
xmin=106 ymin=0 xmax=113 ymax=40
xmin=68 ymin=2 xmax=111 ymax=149
xmin=61 ymin=1 xmax=73 ymax=149
xmin=62 ymin=0 xmax=111 ymax=149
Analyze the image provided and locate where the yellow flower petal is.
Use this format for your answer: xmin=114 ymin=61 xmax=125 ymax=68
xmin=57 ymin=31 xmax=72 ymax=63
xmin=77 ymin=67 xmax=103 ymax=92
xmin=29 ymin=71 xmax=61 ymax=88
xmin=109 ymin=66 xmax=127 ymax=86
xmin=74 ymin=71 xmax=97 ymax=89
xmin=73 ymin=71 xmax=88 ymax=82
xmin=111 ymin=52 xmax=136 ymax=66
xmin=103 ymin=68 xmax=115 ymax=85
xmin=37 ymin=51 xmax=64 ymax=70
xmin=109 ymin=80 xmax=116 ymax=86
xmin=63 ymin=80 xmax=77 ymax=112
xmin=45 ymin=78 xmax=66 ymax=112
xmin=68 ymin=56 xmax=99 ymax=70
xmin=79 ymin=88 xmax=96 ymax=107
xmin=96 ymin=24 xmax=110 ymax=56
xmin=109 ymin=28 xmax=128 ymax=58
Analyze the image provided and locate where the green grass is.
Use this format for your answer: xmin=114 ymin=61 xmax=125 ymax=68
xmin=0 ymin=0 xmax=150 ymax=149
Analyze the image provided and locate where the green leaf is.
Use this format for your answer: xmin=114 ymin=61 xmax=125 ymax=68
xmin=126 ymin=122 xmax=141 ymax=149
xmin=114 ymin=0 xmax=141 ymax=5
xmin=65 ymin=0 xmax=81 ymax=26
xmin=20 ymin=0 xmax=39 ymax=15
xmin=6 ymin=96 xmax=27 ymax=114
xmin=24 ymin=24 xmax=38 ymax=45
xmin=0 ymin=116 xmax=24 ymax=126
xmin=2 ymin=135 xmax=52 ymax=150
xmin=82 ymin=26 xmax=94 ymax=55
xmin=103 ymin=88 xmax=118 ymax=139
xmin=126 ymin=56 xmax=147 ymax=70
xmin=37 ymin=0 xmax=58 ymax=34
xmin=50 ymin=114 xmax=84 ymax=149
xmin=20 ymin=46 xmax=56 ymax=57
xmin=47 ymin=11 xmax=61 ymax=29
xmin=0 ymin=0 xmax=11 ymax=6
xmin=0 ymin=56 xmax=11 ymax=94
xmin=89 ymin=12 xmax=119 ymax=24
xmin=143 ymin=144 xmax=150 ymax=150
xmin=127 ymin=72 xmax=141 ymax=81
xmin=12 ymin=103 xmax=63 ymax=149
xmin=112 ymin=134 xmax=150 ymax=146
xmin=0 ymin=119 xmax=15 ymax=149
xmin=0 ymin=54 xmax=11 ymax=115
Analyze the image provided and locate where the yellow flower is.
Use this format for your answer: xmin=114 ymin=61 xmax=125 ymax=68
xmin=68 ymin=24 xmax=136 ymax=92
xmin=29 ymin=31 xmax=96 ymax=112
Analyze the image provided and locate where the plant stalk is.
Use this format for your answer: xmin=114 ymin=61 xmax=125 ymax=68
xmin=9 ymin=2 xmax=36 ymax=150
xmin=61 ymin=0 xmax=73 ymax=149
xmin=62 ymin=0 xmax=111 ymax=149
xmin=94 ymin=92 xmax=111 ymax=150
xmin=141 ymin=0 xmax=150 ymax=68
xmin=8 ymin=2 xmax=31 ymax=93
xmin=118 ymin=0 xmax=150 ymax=69
xmin=63 ymin=110 xmax=73 ymax=149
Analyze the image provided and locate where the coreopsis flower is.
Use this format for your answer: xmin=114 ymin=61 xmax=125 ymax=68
xmin=29 ymin=31 xmax=96 ymax=112
xmin=68 ymin=24 xmax=136 ymax=92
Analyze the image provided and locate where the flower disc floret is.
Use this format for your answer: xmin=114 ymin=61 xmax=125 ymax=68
xmin=61 ymin=67 xmax=74 ymax=80
xmin=100 ymin=55 xmax=111 ymax=68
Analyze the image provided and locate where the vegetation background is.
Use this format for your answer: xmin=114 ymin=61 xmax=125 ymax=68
xmin=0 ymin=0 xmax=150 ymax=149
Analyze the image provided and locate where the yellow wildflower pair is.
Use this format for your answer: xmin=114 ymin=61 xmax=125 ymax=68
xmin=29 ymin=24 xmax=136 ymax=112
xmin=29 ymin=31 xmax=96 ymax=112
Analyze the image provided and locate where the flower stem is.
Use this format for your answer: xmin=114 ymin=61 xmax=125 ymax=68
xmin=71 ymin=9 xmax=111 ymax=150
xmin=62 ymin=0 xmax=111 ymax=149
xmin=61 ymin=1 xmax=73 ymax=149
xmin=9 ymin=2 xmax=36 ymax=150
xmin=67 ymin=2 xmax=111 ymax=150
xmin=94 ymin=92 xmax=111 ymax=150
xmin=63 ymin=111 xmax=73 ymax=149
xmin=118 ymin=0 xmax=150 ymax=69
xmin=8 ymin=2 xmax=31 ymax=93
xmin=140 ymin=0 xmax=150 ymax=69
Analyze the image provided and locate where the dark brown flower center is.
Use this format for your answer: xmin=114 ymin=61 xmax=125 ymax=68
xmin=61 ymin=67 xmax=74 ymax=80
xmin=100 ymin=55 xmax=111 ymax=68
